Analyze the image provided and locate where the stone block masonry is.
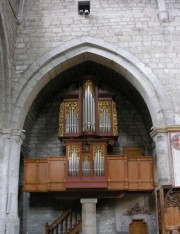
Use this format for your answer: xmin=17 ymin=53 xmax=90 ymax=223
xmin=13 ymin=0 xmax=180 ymax=123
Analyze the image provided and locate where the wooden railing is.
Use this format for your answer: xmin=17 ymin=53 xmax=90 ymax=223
xmin=24 ymin=155 xmax=154 ymax=192
xmin=70 ymin=222 xmax=82 ymax=234
xmin=45 ymin=206 xmax=81 ymax=234
xmin=107 ymin=155 xmax=153 ymax=190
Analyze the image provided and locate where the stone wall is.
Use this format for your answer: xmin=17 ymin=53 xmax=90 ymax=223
xmin=1 ymin=0 xmax=18 ymax=65
xmin=14 ymin=0 xmax=180 ymax=123
xmin=0 ymin=0 xmax=19 ymax=127
xmin=24 ymin=193 xmax=156 ymax=234
xmin=97 ymin=194 xmax=157 ymax=234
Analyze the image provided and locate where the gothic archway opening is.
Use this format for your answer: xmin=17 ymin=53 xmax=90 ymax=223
xmin=19 ymin=60 xmax=157 ymax=234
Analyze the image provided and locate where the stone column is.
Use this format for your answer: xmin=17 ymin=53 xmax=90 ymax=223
xmin=0 ymin=129 xmax=11 ymax=234
xmin=80 ymin=198 xmax=97 ymax=234
xmin=0 ymin=129 xmax=25 ymax=234
xmin=6 ymin=130 xmax=25 ymax=234
xmin=156 ymin=0 xmax=168 ymax=22
xmin=151 ymin=130 xmax=172 ymax=186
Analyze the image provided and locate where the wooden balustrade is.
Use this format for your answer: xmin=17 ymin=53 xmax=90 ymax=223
xmin=107 ymin=155 xmax=153 ymax=190
xmin=45 ymin=207 xmax=81 ymax=234
xmin=24 ymin=157 xmax=66 ymax=192
xmin=24 ymin=155 xmax=154 ymax=192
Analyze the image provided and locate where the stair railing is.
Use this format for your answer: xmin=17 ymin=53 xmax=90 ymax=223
xmin=45 ymin=205 xmax=81 ymax=234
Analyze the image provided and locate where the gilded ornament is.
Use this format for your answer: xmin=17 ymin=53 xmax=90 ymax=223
xmin=65 ymin=102 xmax=79 ymax=119
xmin=112 ymin=101 xmax=118 ymax=136
xmin=59 ymin=102 xmax=64 ymax=137
xmin=93 ymin=144 xmax=104 ymax=159
xmin=82 ymin=80 xmax=95 ymax=98
xmin=68 ymin=145 xmax=80 ymax=160
xmin=98 ymin=101 xmax=111 ymax=118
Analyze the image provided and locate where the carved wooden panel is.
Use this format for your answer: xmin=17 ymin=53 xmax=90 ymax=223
xmin=128 ymin=158 xmax=139 ymax=189
xmin=37 ymin=160 xmax=48 ymax=191
xmin=107 ymin=156 xmax=126 ymax=189
xmin=24 ymin=160 xmax=37 ymax=191
xmin=157 ymin=187 xmax=180 ymax=233
xmin=107 ymin=155 xmax=153 ymax=191
xmin=24 ymin=157 xmax=65 ymax=192
xmin=164 ymin=189 xmax=180 ymax=230
xmin=48 ymin=157 xmax=65 ymax=191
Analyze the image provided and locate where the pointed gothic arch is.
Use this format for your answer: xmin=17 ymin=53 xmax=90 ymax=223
xmin=11 ymin=37 xmax=174 ymax=129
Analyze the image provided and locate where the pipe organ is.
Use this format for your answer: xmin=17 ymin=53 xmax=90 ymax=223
xmin=59 ymin=78 xmax=118 ymax=186
xmin=59 ymin=79 xmax=118 ymax=137
xmin=24 ymin=78 xmax=154 ymax=192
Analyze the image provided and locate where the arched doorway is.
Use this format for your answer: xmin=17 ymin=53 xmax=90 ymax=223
xmin=130 ymin=220 xmax=147 ymax=234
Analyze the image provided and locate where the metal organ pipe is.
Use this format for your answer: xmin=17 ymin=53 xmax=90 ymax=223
xmin=99 ymin=109 xmax=111 ymax=133
xmin=83 ymin=82 xmax=95 ymax=132
xmin=65 ymin=105 xmax=79 ymax=134
xmin=68 ymin=147 xmax=80 ymax=177
xmin=94 ymin=148 xmax=104 ymax=176
xmin=92 ymin=98 xmax=94 ymax=131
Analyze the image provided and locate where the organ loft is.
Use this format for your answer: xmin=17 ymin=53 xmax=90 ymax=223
xmin=24 ymin=77 xmax=153 ymax=192
xmin=23 ymin=77 xmax=154 ymax=233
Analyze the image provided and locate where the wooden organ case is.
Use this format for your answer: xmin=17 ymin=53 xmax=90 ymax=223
xmin=59 ymin=79 xmax=118 ymax=189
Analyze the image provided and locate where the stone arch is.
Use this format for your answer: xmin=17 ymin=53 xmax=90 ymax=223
xmin=11 ymin=37 xmax=174 ymax=129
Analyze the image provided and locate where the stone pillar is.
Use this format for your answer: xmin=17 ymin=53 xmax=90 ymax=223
xmin=0 ymin=129 xmax=25 ymax=234
xmin=6 ymin=130 xmax=25 ymax=234
xmin=151 ymin=130 xmax=172 ymax=186
xmin=156 ymin=0 xmax=168 ymax=22
xmin=0 ymin=129 xmax=11 ymax=233
xmin=80 ymin=198 xmax=97 ymax=234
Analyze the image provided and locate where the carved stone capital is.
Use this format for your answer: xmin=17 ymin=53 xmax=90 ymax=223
xmin=11 ymin=130 xmax=26 ymax=145
xmin=0 ymin=128 xmax=25 ymax=144
xmin=150 ymin=126 xmax=180 ymax=139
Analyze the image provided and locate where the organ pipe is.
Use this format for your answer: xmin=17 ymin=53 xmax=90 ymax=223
xmin=82 ymin=81 xmax=95 ymax=132
xmin=82 ymin=156 xmax=91 ymax=176
xmin=68 ymin=146 xmax=80 ymax=176
xmin=65 ymin=102 xmax=79 ymax=134
xmin=93 ymin=145 xmax=104 ymax=176
xmin=99 ymin=102 xmax=111 ymax=133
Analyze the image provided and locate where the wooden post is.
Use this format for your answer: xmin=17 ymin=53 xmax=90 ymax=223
xmin=159 ymin=187 xmax=165 ymax=234
xmin=45 ymin=222 xmax=49 ymax=234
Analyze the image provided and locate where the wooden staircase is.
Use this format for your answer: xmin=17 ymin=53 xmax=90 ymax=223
xmin=45 ymin=204 xmax=82 ymax=234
